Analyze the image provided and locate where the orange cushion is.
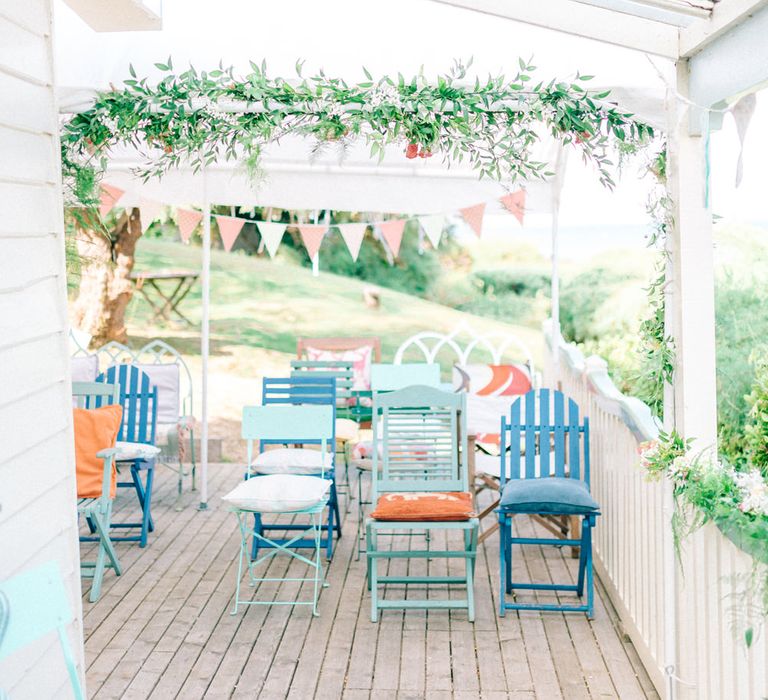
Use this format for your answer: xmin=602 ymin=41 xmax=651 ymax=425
xmin=73 ymin=405 xmax=123 ymax=499
xmin=370 ymin=492 xmax=476 ymax=521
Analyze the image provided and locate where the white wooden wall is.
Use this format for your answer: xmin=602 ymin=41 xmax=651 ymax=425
xmin=546 ymin=329 xmax=768 ymax=699
xmin=0 ymin=1 xmax=85 ymax=697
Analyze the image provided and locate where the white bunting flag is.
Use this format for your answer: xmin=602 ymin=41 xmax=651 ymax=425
xmin=419 ymin=214 xmax=444 ymax=249
xmin=336 ymin=223 xmax=368 ymax=261
xmin=256 ymin=221 xmax=287 ymax=258
xmin=139 ymin=198 xmax=164 ymax=234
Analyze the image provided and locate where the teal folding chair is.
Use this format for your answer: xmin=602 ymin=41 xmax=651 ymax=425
xmin=73 ymin=381 xmax=123 ymax=602
xmin=366 ymin=385 xmax=478 ymax=622
xmin=230 ymin=403 xmax=335 ymax=616
xmin=497 ymin=389 xmax=600 ymax=617
xmin=353 ymin=363 xmax=442 ymax=558
xmin=0 ymin=561 xmax=84 ymax=700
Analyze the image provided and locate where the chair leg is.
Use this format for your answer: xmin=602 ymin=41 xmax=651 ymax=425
xmin=137 ymin=465 xmax=155 ymax=547
xmin=577 ymin=516 xmax=589 ymax=597
xmin=326 ymin=496 xmax=335 ymax=561
xmin=585 ymin=516 xmax=595 ymax=619
xmin=232 ymin=513 xmax=247 ymax=615
xmin=569 ymin=514 xmax=581 ymax=558
xmin=251 ymin=513 xmax=263 ymax=560
xmin=498 ymin=516 xmax=507 ymax=617
xmin=312 ymin=511 xmax=323 ymax=616
xmin=465 ymin=526 xmax=477 ymax=622
xmin=355 ymin=470 xmax=363 ymax=562
xmin=505 ymin=517 xmax=513 ymax=595
xmin=331 ymin=481 xmax=342 ymax=537
xmin=368 ymin=525 xmax=378 ymax=622
xmin=190 ymin=426 xmax=197 ymax=491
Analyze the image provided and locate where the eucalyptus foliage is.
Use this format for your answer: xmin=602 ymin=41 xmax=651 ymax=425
xmin=60 ymin=58 xmax=653 ymax=205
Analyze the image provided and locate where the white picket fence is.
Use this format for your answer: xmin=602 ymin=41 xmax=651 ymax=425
xmin=545 ymin=326 xmax=768 ymax=699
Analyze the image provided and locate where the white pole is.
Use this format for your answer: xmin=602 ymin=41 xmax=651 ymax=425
xmin=312 ymin=209 xmax=320 ymax=276
xmin=199 ymin=168 xmax=211 ymax=510
xmin=550 ymin=145 xmax=567 ymax=383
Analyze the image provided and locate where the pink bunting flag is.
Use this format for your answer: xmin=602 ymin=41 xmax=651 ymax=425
xmin=256 ymin=221 xmax=287 ymax=258
xmin=419 ymin=214 xmax=444 ymax=249
xmin=99 ymin=183 xmax=125 ymax=218
xmin=215 ymin=215 xmax=246 ymax=252
xmin=460 ymin=203 xmax=486 ymax=237
xmin=378 ymin=219 xmax=407 ymax=258
xmin=139 ymin=198 xmax=163 ymax=234
xmin=298 ymin=224 xmax=328 ymax=260
xmin=336 ymin=223 xmax=368 ymax=262
xmin=500 ymin=189 xmax=526 ymax=225
xmin=177 ymin=208 xmax=203 ymax=244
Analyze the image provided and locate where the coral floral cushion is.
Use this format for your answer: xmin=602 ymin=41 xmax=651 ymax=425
xmin=371 ymin=492 xmax=476 ymax=521
xmin=306 ymin=345 xmax=373 ymax=391
xmin=73 ymin=405 xmax=123 ymax=499
xmin=453 ymin=363 xmax=532 ymax=396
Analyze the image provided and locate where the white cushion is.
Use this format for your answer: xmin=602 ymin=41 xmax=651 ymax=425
xmin=222 ymin=474 xmax=331 ymax=512
xmin=250 ymin=447 xmax=333 ymax=475
xmin=132 ymin=363 xmax=181 ymax=425
xmin=115 ymin=441 xmax=162 ymax=461
xmin=71 ymin=355 xmax=99 ymax=383
xmin=336 ymin=418 xmax=359 ymax=442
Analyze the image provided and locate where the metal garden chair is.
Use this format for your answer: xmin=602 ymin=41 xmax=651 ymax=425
xmin=253 ymin=375 xmax=342 ymax=559
xmin=94 ymin=364 xmax=160 ymax=547
xmin=0 ymin=561 xmax=84 ymax=700
xmin=228 ymin=404 xmax=335 ymax=617
xmin=497 ymin=388 xmax=600 ymax=617
xmin=366 ymin=385 xmax=478 ymax=622
xmin=73 ymin=381 xmax=123 ymax=602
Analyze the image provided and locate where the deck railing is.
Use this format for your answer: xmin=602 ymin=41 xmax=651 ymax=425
xmin=544 ymin=323 xmax=768 ymax=699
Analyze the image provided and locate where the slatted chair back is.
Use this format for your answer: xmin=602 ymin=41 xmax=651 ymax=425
xmin=370 ymin=363 xmax=441 ymax=391
xmin=290 ymin=359 xmax=355 ymax=415
xmin=96 ymin=365 xmax=158 ymax=446
xmin=500 ymin=388 xmax=590 ymax=489
xmin=261 ymin=375 xmax=337 ymax=462
xmin=372 ymin=386 xmax=467 ymax=501
xmin=242 ymin=404 xmax=335 ymax=478
xmin=72 ymin=381 xmax=120 ymax=409
xmin=0 ymin=561 xmax=84 ymax=699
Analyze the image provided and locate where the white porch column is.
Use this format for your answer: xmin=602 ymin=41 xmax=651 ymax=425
xmin=665 ymin=62 xmax=718 ymax=446
xmin=664 ymin=60 xmax=718 ymax=700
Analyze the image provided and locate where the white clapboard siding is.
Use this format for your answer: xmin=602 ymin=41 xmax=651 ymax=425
xmin=547 ymin=331 xmax=768 ymax=699
xmin=0 ymin=2 xmax=86 ymax=697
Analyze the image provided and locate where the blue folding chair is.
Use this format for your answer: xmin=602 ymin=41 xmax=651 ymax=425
xmin=0 ymin=562 xmax=84 ymax=700
xmin=497 ymin=389 xmax=600 ymax=618
xmin=93 ymin=364 xmax=159 ymax=547
xmin=250 ymin=375 xmax=342 ymax=560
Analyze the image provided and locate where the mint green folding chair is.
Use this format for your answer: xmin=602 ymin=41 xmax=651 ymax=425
xmin=366 ymin=385 xmax=478 ymax=622
xmin=0 ymin=561 xmax=84 ymax=700
xmin=73 ymin=381 xmax=122 ymax=602
xmin=228 ymin=404 xmax=335 ymax=617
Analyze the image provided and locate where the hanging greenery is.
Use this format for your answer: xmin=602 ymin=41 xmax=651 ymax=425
xmin=60 ymin=58 xmax=654 ymax=207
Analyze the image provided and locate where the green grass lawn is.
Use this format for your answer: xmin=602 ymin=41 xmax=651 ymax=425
xmin=124 ymin=238 xmax=544 ymax=454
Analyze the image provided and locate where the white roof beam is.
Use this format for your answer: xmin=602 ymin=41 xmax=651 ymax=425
xmin=680 ymin=0 xmax=768 ymax=56
xmin=573 ymin=0 xmax=709 ymax=25
xmin=688 ymin=2 xmax=768 ymax=111
xmin=428 ymin=0 xmax=680 ymax=58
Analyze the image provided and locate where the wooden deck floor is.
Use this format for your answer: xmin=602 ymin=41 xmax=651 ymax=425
xmin=81 ymin=464 xmax=659 ymax=699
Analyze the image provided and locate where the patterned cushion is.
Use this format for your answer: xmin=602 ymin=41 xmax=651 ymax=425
xmin=306 ymin=345 xmax=373 ymax=391
xmin=115 ymin=441 xmax=161 ymax=462
xmin=222 ymin=475 xmax=331 ymax=513
xmin=453 ymin=363 xmax=532 ymax=396
xmin=371 ymin=492 xmax=476 ymax=521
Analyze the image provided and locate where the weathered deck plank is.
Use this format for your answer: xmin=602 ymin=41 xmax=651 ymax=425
xmin=82 ymin=465 xmax=658 ymax=699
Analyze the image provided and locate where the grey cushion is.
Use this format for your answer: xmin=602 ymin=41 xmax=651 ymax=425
xmin=499 ymin=477 xmax=599 ymax=515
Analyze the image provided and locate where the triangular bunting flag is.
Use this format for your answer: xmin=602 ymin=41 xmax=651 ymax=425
xmin=378 ymin=219 xmax=407 ymax=258
xmin=459 ymin=203 xmax=486 ymax=237
xmin=419 ymin=214 xmax=444 ymax=249
xmin=215 ymin=215 xmax=246 ymax=252
xmin=298 ymin=224 xmax=328 ymax=260
xmin=177 ymin=208 xmax=203 ymax=244
xmin=336 ymin=223 xmax=368 ymax=262
xmin=256 ymin=221 xmax=287 ymax=258
xmin=500 ymin=189 xmax=526 ymax=225
xmin=139 ymin=198 xmax=163 ymax=234
xmin=99 ymin=184 xmax=124 ymax=218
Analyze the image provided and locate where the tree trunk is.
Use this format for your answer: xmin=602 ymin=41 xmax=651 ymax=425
xmin=71 ymin=207 xmax=142 ymax=346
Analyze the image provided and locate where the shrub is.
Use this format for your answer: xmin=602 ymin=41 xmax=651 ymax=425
xmin=471 ymin=269 xmax=551 ymax=298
